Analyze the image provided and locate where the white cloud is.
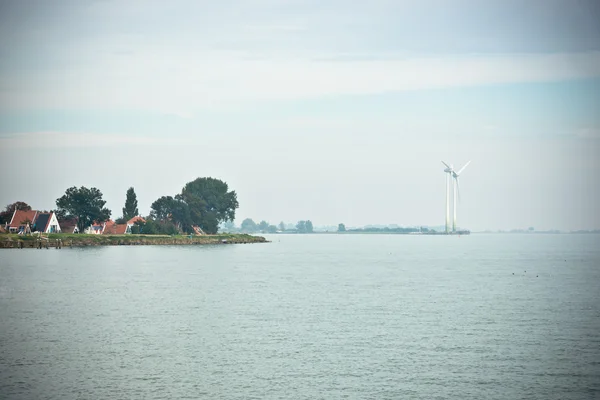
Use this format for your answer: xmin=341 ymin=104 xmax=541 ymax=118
xmin=0 ymin=132 xmax=166 ymax=149
xmin=2 ymin=51 xmax=600 ymax=114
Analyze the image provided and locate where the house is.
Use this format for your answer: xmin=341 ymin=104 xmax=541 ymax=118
xmin=6 ymin=209 xmax=62 ymax=234
xmin=102 ymin=220 xmax=130 ymax=235
xmin=127 ymin=216 xmax=145 ymax=226
xmin=32 ymin=212 xmax=61 ymax=233
xmin=126 ymin=216 xmax=145 ymax=233
xmin=83 ymin=219 xmax=110 ymax=234
xmin=7 ymin=209 xmax=39 ymax=234
xmin=58 ymin=218 xmax=80 ymax=234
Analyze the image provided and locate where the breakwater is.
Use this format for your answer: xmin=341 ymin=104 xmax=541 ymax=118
xmin=0 ymin=234 xmax=267 ymax=249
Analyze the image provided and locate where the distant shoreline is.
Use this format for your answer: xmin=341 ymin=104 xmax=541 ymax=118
xmin=0 ymin=233 xmax=267 ymax=249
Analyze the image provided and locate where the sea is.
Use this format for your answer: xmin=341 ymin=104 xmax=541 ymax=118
xmin=1 ymin=233 xmax=599 ymax=399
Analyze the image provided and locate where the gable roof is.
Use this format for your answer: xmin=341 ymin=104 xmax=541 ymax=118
xmin=58 ymin=218 xmax=78 ymax=233
xmin=127 ymin=216 xmax=146 ymax=225
xmin=103 ymin=223 xmax=128 ymax=235
xmin=9 ymin=210 xmax=39 ymax=228
xmin=34 ymin=213 xmax=51 ymax=232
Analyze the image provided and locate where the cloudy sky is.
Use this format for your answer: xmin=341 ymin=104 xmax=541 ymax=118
xmin=1 ymin=0 xmax=599 ymax=231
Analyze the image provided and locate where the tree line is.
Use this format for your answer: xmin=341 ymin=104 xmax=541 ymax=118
xmin=226 ymin=219 xmax=315 ymax=233
xmin=1 ymin=177 xmax=238 ymax=235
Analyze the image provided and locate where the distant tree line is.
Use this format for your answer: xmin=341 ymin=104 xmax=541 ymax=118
xmin=226 ymin=218 xmax=315 ymax=233
xmin=346 ymin=226 xmax=430 ymax=233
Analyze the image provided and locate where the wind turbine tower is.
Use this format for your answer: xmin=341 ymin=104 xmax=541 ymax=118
xmin=442 ymin=160 xmax=471 ymax=233
xmin=441 ymin=161 xmax=453 ymax=233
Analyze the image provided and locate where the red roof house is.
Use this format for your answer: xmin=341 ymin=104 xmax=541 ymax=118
xmin=58 ymin=218 xmax=79 ymax=234
xmin=8 ymin=210 xmax=39 ymax=234
xmin=7 ymin=210 xmax=63 ymax=234
xmin=102 ymin=222 xmax=129 ymax=235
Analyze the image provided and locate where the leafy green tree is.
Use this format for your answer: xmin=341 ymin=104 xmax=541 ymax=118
xmin=142 ymin=219 xmax=159 ymax=234
xmin=338 ymin=223 xmax=346 ymax=232
xmin=258 ymin=220 xmax=269 ymax=232
xmin=179 ymin=177 xmax=239 ymax=234
xmin=132 ymin=218 xmax=178 ymax=235
xmin=278 ymin=221 xmax=286 ymax=232
xmin=296 ymin=220 xmax=306 ymax=233
xmin=150 ymin=196 xmax=192 ymax=233
xmin=150 ymin=196 xmax=176 ymax=220
xmin=267 ymin=225 xmax=278 ymax=233
xmin=306 ymin=220 xmax=313 ymax=233
xmin=0 ymin=201 xmax=31 ymax=224
xmin=130 ymin=220 xmax=145 ymax=234
xmin=56 ymin=186 xmax=111 ymax=233
xmin=122 ymin=187 xmax=139 ymax=221
xmin=241 ymin=218 xmax=257 ymax=232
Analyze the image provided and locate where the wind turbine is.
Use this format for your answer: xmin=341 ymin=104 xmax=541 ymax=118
xmin=451 ymin=161 xmax=471 ymax=232
xmin=441 ymin=161 xmax=454 ymax=233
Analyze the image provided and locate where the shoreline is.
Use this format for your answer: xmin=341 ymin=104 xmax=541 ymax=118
xmin=0 ymin=233 xmax=268 ymax=249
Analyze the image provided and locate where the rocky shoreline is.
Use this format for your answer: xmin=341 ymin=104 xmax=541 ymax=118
xmin=0 ymin=234 xmax=268 ymax=249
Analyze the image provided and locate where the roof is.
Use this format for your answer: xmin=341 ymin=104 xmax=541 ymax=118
xmin=9 ymin=210 xmax=39 ymax=228
xmin=127 ymin=216 xmax=146 ymax=225
xmin=103 ymin=223 xmax=128 ymax=235
xmin=58 ymin=219 xmax=78 ymax=233
xmin=34 ymin=213 xmax=51 ymax=232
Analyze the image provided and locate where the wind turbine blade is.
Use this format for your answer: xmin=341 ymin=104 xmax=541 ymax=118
xmin=455 ymin=177 xmax=461 ymax=202
xmin=441 ymin=161 xmax=451 ymax=169
xmin=456 ymin=160 xmax=471 ymax=175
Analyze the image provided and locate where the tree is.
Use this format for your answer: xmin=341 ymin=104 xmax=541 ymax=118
xmin=278 ymin=221 xmax=286 ymax=232
xmin=150 ymin=196 xmax=176 ymax=221
xmin=122 ymin=187 xmax=139 ymax=221
xmin=130 ymin=220 xmax=145 ymax=234
xmin=338 ymin=223 xmax=346 ymax=232
xmin=241 ymin=218 xmax=257 ymax=232
xmin=296 ymin=220 xmax=306 ymax=233
xmin=150 ymin=196 xmax=192 ymax=233
xmin=179 ymin=177 xmax=239 ymax=234
xmin=0 ymin=201 xmax=31 ymax=224
xmin=258 ymin=220 xmax=269 ymax=232
xmin=267 ymin=225 xmax=278 ymax=233
xmin=132 ymin=218 xmax=178 ymax=235
xmin=306 ymin=220 xmax=313 ymax=233
xmin=55 ymin=186 xmax=111 ymax=232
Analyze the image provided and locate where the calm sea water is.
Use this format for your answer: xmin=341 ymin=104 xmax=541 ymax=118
xmin=1 ymin=234 xmax=599 ymax=399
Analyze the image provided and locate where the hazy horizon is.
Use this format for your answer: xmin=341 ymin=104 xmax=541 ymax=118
xmin=1 ymin=0 xmax=599 ymax=231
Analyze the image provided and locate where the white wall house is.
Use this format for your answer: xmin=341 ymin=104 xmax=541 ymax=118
xmin=33 ymin=212 xmax=62 ymax=233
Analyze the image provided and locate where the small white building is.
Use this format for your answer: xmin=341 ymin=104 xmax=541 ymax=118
xmin=33 ymin=212 xmax=62 ymax=233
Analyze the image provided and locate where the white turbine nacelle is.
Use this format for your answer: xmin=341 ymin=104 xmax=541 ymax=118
xmin=441 ymin=160 xmax=470 ymax=233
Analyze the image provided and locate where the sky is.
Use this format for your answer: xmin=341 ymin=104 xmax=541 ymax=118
xmin=1 ymin=0 xmax=599 ymax=231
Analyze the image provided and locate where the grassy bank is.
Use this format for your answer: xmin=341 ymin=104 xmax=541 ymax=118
xmin=0 ymin=233 xmax=267 ymax=248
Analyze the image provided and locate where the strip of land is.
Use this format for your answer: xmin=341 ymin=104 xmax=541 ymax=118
xmin=0 ymin=233 xmax=267 ymax=249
